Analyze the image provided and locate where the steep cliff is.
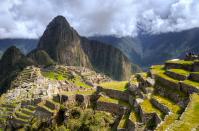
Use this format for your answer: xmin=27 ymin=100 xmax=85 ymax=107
xmin=81 ymin=38 xmax=132 ymax=80
xmin=35 ymin=16 xmax=132 ymax=80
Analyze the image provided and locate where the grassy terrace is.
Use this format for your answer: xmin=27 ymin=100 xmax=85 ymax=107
xmin=99 ymin=81 xmax=129 ymax=91
xmin=129 ymin=109 xmax=140 ymax=123
xmin=150 ymin=65 xmax=165 ymax=74
xmin=168 ymin=93 xmax=199 ymax=131
xmin=152 ymin=95 xmax=181 ymax=113
xmin=167 ymin=69 xmax=190 ymax=76
xmin=98 ymin=96 xmax=130 ymax=107
xmin=153 ymin=95 xmax=182 ymax=131
xmin=118 ymin=114 xmax=129 ymax=129
xmin=140 ymin=99 xmax=163 ymax=118
xmin=165 ymin=60 xmax=194 ymax=65
xmin=61 ymin=90 xmax=96 ymax=96
xmin=182 ymin=80 xmax=199 ymax=89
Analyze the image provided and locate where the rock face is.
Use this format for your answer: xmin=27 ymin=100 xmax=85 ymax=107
xmin=37 ymin=16 xmax=91 ymax=67
xmin=0 ymin=46 xmax=34 ymax=93
xmin=35 ymin=16 xmax=132 ymax=80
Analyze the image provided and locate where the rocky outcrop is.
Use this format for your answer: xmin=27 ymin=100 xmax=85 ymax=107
xmin=35 ymin=16 xmax=132 ymax=80
xmin=28 ymin=50 xmax=55 ymax=66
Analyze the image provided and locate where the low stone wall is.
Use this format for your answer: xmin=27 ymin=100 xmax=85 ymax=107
xmin=96 ymin=101 xmax=130 ymax=115
xmin=189 ymin=73 xmax=199 ymax=82
xmin=126 ymin=119 xmax=135 ymax=131
xmin=21 ymin=98 xmax=42 ymax=107
xmin=45 ymin=100 xmax=59 ymax=110
xmin=151 ymin=98 xmax=170 ymax=114
xmin=165 ymin=63 xmax=193 ymax=71
xmin=180 ymin=82 xmax=199 ymax=95
xmin=155 ymin=75 xmax=180 ymax=91
xmin=97 ymin=86 xmax=129 ymax=102
xmin=193 ymin=61 xmax=199 ymax=72
xmin=165 ymin=71 xmax=187 ymax=81
xmin=154 ymin=85 xmax=188 ymax=107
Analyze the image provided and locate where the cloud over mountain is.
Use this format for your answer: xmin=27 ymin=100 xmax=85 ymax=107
xmin=0 ymin=0 xmax=199 ymax=38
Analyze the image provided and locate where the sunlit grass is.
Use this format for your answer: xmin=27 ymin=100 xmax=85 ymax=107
xmin=99 ymin=81 xmax=129 ymax=91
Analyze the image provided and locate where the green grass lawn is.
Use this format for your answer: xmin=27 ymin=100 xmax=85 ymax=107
xmin=99 ymin=81 xmax=129 ymax=91
xmin=167 ymin=93 xmax=199 ymax=131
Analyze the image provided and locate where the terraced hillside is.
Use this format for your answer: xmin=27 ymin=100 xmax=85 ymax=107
xmin=0 ymin=57 xmax=199 ymax=130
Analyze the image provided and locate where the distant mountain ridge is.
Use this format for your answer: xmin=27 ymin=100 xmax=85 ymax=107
xmin=90 ymin=28 xmax=199 ymax=69
xmin=0 ymin=39 xmax=38 ymax=58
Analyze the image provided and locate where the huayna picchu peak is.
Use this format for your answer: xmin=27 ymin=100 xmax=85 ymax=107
xmin=1 ymin=8 xmax=199 ymax=131
xmin=33 ymin=15 xmax=132 ymax=80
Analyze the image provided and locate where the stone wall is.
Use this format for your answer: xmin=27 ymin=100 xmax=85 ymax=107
xmin=96 ymin=101 xmax=130 ymax=115
xmin=193 ymin=61 xmax=199 ymax=72
xmin=97 ymin=86 xmax=129 ymax=102
xmin=155 ymin=75 xmax=180 ymax=91
xmin=165 ymin=71 xmax=187 ymax=81
xmin=165 ymin=63 xmax=193 ymax=71
xmin=180 ymin=82 xmax=199 ymax=95
xmin=151 ymin=98 xmax=170 ymax=114
xmin=189 ymin=73 xmax=199 ymax=82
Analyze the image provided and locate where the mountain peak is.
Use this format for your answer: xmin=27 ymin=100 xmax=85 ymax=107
xmin=46 ymin=15 xmax=70 ymax=30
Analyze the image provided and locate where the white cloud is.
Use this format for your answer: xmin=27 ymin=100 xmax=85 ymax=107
xmin=0 ymin=0 xmax=199 ymax=38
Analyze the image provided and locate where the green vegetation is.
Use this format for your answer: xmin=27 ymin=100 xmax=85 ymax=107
xmin=99 ymin=81 xmax=129 ymax=91
xmin=140 ymin=99 xmax=163 ymax=118
xmin=98 ymin=96 xmax=130 ymax=107
xmin=129 ymin=109 xmax=140 ymax=123
xmin=167 ymin=69 xmax=189 ymax=76
xmin=41 ymin=70 xmax=91 ymax=88
xmin=118 ymin=114 xmax=129 ymax=129
xmin=168 ymin=93 xmax=199 ymax=131
xmin=152 ymin=95 xmax=182 ymax=131
xmin=152 ymin=95 xmax=181 ymax=113
xmin=41 ymin=71 xmax=65 ymax=80
xmin=183 ymin=80 xmax=199 ymax=89
xmin=150 ymin=65 xmax=165 ymax=74
xmin=156 ymin=113 xmax=179 ymax=131
xmin=66 ymin=107 xmax=114 ymax=131
xmin=62 ymin=90 xmax=96 ymax=96
xmin=166 ymin=60 xmax=194 ymax=65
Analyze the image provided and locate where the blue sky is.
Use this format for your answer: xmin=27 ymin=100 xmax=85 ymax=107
xmin=0 ymin=0 xmax=199 ymax=38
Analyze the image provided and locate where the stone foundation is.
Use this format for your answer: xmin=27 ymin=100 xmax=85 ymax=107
xmin=193 ymin=61 xmax=199 ymax=72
